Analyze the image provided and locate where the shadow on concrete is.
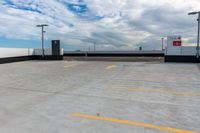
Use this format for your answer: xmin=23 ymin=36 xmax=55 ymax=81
xmin=64 ymin=56 xmax=164 ymax=62
xmin=197 ymin=64 xmax=200 ymax=71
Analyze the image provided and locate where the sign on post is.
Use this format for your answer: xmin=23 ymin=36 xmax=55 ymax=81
xmin=172 ymin=36 xmax=182 ymax=46
xmin=173 ymin=41 xmax=182 ymax=46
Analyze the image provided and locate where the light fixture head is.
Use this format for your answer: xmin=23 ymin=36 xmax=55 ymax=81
xmin=36 ymin=24 xmax=48 ymax=27
xmin=188 ymin=12 xmax=198 ymax=15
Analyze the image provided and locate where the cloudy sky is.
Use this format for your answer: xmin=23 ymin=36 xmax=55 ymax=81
xmin=0 ymin=0 xmax=200 ymax=51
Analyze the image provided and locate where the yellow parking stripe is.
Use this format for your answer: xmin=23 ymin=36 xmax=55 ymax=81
xmin=64 ymin=64 xmax=78 ymax=68
xmin=110 ymin=86 xmax=200 ymax=96
xmin=72 ymin=113 xmax=199 ymax=133
xmin=106 ymin=65 xmax=117 ymax=70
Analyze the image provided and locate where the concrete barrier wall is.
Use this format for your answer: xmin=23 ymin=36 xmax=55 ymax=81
xmin=165 ymin=46 xmax=200 ymax=62
xmin=0 ymin=48 xmax=64 ymax=58
xmin=0 ymin=47 xmax=64 ymax=63
xmin=165 ymin=46 xmax=199 ymax=56
xmin=34 ymin=49 xmax=52 ymax=56
xmin=65 ymin=50 xmax=164 ymax=54
xmin=34 ymin=48 xmax=64 ymax=56
xmin=181 ymin=47 xmax=197 ymax=56
xmin=64 ymin=50 xmax=164 ymax=57
xmin=0 ymin=48 xmax=34 ymax=58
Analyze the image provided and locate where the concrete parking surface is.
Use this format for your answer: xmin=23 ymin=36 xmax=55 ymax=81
xmin=0 ymin=60 xmax=200 ymax=133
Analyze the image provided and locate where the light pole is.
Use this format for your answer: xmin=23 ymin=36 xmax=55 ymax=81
xmin=93 ymin=42 xmax=96 ymax=51
xmin=36 ymin=24 xmax=48 ymax=58
xmin=88 ymin=44 xmax=91 ymax=52
xmin=188 ymin=11 xmax=200 ymax=59
xmin=161 ymin=37 xmax=164 ymax=51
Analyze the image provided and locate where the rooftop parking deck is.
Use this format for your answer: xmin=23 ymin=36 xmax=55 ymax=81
xmin=0 ymin=60 xmax=200 ymax=133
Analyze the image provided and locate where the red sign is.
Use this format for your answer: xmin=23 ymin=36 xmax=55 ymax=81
xmin=173 ymin=41 xmax=181 ymax=46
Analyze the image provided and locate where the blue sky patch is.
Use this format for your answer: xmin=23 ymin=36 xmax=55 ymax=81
xmin=3 ymin=0 xmax=42 ymax=14
xmin=67 ymin=3 xmax=88 ymax=14
xmin=61 ymin=0 xmax=89 ymax=15
xmin=61 ymin=0 xmax=103 ymax=21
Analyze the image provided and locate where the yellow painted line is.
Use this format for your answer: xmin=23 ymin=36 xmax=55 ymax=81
xmin=72 ymin=113 xmax=199 ymax=133
xmin=64 ymin=64 xmax=78 ymax=68
xmin=105 ymin=65 xmax=117 ymax=70
xmin=110 ymin=86 xmax=200 ymax=96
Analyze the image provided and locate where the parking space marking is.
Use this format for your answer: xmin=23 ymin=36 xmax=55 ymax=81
xmin=110 ymin=86 xmax=200 ymax=96
xmin=72 ymin=113 xmax=199 ymax=133
xmin=64 ymin=64 xmax=78 ymax=68
xmin=106 ymin=65 xmax=117 ymax=70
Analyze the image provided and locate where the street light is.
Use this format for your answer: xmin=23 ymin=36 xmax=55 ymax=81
xmin=188 ymin=11 xmax=200 ymax=59
xmin=36 ymin=24 xmax=48 ymax=58
xmin=161 ymin=37 xmax=164 ymax=51
xmin=93 ymin=42 xmax=96 ymax=51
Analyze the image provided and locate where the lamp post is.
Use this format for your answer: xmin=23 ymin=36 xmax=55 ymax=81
xmin=161 ymin=37 xmax=164 ymax=51
xmin=93 ymin=42 xmax=96 ymax=51
xmin=188 ymin=11 xmax=200 ymax=59
xmin=36 ymin=24 xmax=48 ymax=58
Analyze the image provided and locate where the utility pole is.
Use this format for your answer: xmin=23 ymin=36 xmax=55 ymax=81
xmin=94 ymin=42 xmax=96 ymax=51
xmin=188 ymin=11 xmax=200 ymax=59
xmin=36 ymin=24 xmax=48 ymax=58
xmin=161 ymin=37 xmax=164 ymax=51
xmin=88 ymin=44 xmax=91 ymax=52
xmin=198 ymin=13 xmax=200 ymax=59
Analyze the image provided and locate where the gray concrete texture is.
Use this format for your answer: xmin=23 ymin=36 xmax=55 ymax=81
xmin=0 ymin=60 xmax=199 ymax=133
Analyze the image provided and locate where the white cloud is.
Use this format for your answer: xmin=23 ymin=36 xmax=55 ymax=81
xmin=0 ymin=0 xmax=200 ymax=50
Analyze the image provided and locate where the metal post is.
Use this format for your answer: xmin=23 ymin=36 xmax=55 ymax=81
xmin=36 ymin=24 xmax=48 ymax=59
xmin=41 ymin=26 xmax=44 ymax=58
xmin=94 ymin=42 xmax=96 ymax=51
xmin=89 ymin=44 xmax=90 ymax=51
xmin=197 ymin=12 xmax=200 ymax=59
xmin=161 ymin=38 xmax=164 ymax=51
